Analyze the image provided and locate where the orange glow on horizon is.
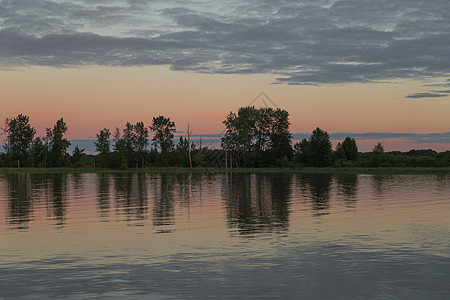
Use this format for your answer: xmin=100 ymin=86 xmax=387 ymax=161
xmin=1 ymin=65 xmax=449 ymax=151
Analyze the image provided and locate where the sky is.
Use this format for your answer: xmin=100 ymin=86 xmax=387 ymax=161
xmin=1 ymin=0 xmax=449 ymax=152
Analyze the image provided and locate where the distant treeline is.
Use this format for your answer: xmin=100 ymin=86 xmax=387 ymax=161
xmin=1 ymin=108 xmax=450 ymax=169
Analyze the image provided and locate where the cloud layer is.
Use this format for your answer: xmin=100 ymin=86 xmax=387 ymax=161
xmin=1 ymin=0 xmax=450 ymax=85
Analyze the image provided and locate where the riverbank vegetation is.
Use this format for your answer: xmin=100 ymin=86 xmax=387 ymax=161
xmin=1 ymin=109 xmax=450 ymax=170
xmin=1 ymin=167 xmax=450 ymax=174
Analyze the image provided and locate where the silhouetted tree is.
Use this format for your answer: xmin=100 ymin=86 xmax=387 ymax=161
xmin=293 ymin=138 xmax=310 ymax=165
xmin=111 ymin=127 xmax=128 ymax=169
xmin=342 ymin=137 xmax=359 ymax=161
xmin=335 ymin=142 xmax=345 ymax=160
xmin=133 ymin=121 xmax=149 ymax=168
xmin=71 ymin=145 xmax=87 ymax=167
xmin=94 ymin=128 xmax=111 ymax=168
xmin=309 ymin=127 xmax=332 ymax=167
xmin=372 ymin=142 xmax=384 ymax=154
xmin=269 ymin=107 xmax=293 ymax=161
xmin=122 ymin=122 xmax=136 ymax=167
xmin=46 ymin=118 xmax=71 ymax=167
xmin=150 ymin=116 xmax=175 ymax=166
xmin=221 ymin=106 xmax=292 ymax=167
xmin=29 ymin=137 xmax=47 ymax=167
xmin=3 ymin=114 xmax=36 ymax=167
xmin=177 ymin=136 xmax=196 ymax=167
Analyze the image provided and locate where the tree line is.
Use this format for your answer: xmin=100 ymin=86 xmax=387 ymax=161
xmin=1 ymin=108 xmax=450 ymax=169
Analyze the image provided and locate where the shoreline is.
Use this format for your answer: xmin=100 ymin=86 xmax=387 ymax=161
xmin=1 ymin=167 xmax=450 ymax=174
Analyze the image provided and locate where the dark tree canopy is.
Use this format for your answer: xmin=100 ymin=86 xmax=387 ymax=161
xmin=3 ymin=114 xmax=36 ymax=166
xmin=94 ymin=128 xmax=111 ymax=168
xmin=294 ymin=127 xmax=332 ymax=167
xmin=2 ymin=110 xmax=450 ymax=170
xmin=221 ymin=106 xmax=292 ymax=167
xmin=133 ymin=121 xmax=149 ymax=168
xmin=372 ymin=142 xmax=385 ymax=154
xmin=46 ymin=118 xmax=71 ymax=167
xmin=150 ymin=116 xmax=175 ymax=154
xmin=342 ymin=137 xmax=359 ymax=161
xmin=310 ymin=127 xmax=332 ymax=166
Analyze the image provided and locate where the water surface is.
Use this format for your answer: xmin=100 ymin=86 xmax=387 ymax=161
xmin=1 ymin=172 xmax=449 ymax=299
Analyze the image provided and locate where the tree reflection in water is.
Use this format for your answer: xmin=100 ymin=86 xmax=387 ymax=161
xmin=113 ymin=173 xmax=148 ymax=225
xmin=152 ymin=173 xmax=175 ymax=231
xmin=2 ymin=172 xmax=370 ymax=234
xmin=96 ymin=173 xmax=111 ymax=219
xmin=50 ymin=174 xmax=67 ymax=227
xmin=335 ymin=174 xmax=358 ymax=207
xmin=223 ymin=173 xmax=291 ymax=236
xmin=5 ymin=173 xmax=33 ymax=230
xmin=294 ymin=173 xmax=332 ymax=216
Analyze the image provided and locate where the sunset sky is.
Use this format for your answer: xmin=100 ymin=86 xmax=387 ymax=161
xmin=1 ymin=0 xmax=449 ymax=152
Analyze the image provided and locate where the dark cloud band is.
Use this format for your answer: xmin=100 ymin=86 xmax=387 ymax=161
xmin=406 ymin=93 xmax=448 ymax=99
xmin=0 ymin=0 xmax=449 ymax=85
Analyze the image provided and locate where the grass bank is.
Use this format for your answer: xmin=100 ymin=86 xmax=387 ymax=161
xmin=1 ymin=167 xmax=450 ymax=174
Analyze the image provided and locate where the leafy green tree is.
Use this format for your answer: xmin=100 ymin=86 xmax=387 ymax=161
xmin=222 ymin=106 xmax=292 ymax=167
xmin=149 ymin=116 xmax=175 ymax=163
xmin=222 ymin=106 xmax=262 ymax=166
xmin=309 ymin=127 xmax=332 ymax=167
xmin=71 ymin=146 xmax=87 ymax=167
xmin=29 ymin=137 xmax=48 ymax=167
xmin=370 ymin=142 xmax=386 ymax=167
xmin=111 ymin=127 xmax=128 ymax=169
xmin=221 ymin=110 xmax=246 ymax=167
xmin=122 ymin=122 xmax=136 ymax=167
xmin=372 ymin=142 xmax=384 ymax=154
xmin=133 ymin=121 xmax=149 ymax=168
xmin=94 ymin=128 xmax=111 ymax=168
xmin=46 ymin=118 xmax=71 ymax=167
xmin=293 ymin=138 xmax=311 ymax=164
xmin=342 ymin=137 xmax=359 ymax=161
xmin=3 ymin=114 xmax=36 ymax=167
xmin=268 ymin=108 xmax=292 ymax=160
xmin=334 ymin=142 xmax=345 ymax=160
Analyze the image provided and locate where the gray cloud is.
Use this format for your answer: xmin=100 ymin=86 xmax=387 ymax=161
xmin=1 ymin=0 xmax=450 ymax=85
xmin=405 ymin=93 xmax=448 ymax=99
xmin=294 ymin=132 xmax=450 ymax=144
xmin=432 ymin=90 xmax=450 ymax=93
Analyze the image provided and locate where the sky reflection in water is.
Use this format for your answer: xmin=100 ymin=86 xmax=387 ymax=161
xmin=1 ymin=173 xmax=449 ymax=299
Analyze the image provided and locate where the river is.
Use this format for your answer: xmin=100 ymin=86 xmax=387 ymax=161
xmin=1 ymin=172 xmax=449 ymax=299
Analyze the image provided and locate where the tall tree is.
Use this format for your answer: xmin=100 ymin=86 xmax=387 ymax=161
xmin=133 ymin=121 xmax=149 ymax=168
xmin=342 ymin=137 xmax=359 ymax=161
xmin=112 ymin=127 xmax=128 ymax=169
xmin=149 ymin=116 xmax=175 ymax=166
xmin=335 ymin=142 xmax=345 ymax=160
xmin=3 ymin=114 xmax=36 ymax=167
xmin=29 ymin=137 xmax=48 ymax=167
xmin=94 ymin=128 xmax=111 ymax=168
xmin=46 ymin=118 xmax=71 ymax=167
xmin=309 ymin=127 xmax=332 ymax=167
xmin=293 ymin=138 xmax=311 ymax=164
xmin=150 ymin=116 xmax=175 ymax=154
xmin=221 ymin=106 xmax=292 ymax=167
xmin=371 ymin=142 xmax=386 ymax=167
xmin=122 ymin=122 xmax=136 ymax=167
xmin=268 ymin=108 xmax=293 ymax=160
